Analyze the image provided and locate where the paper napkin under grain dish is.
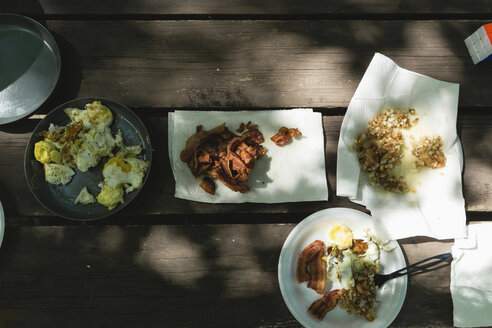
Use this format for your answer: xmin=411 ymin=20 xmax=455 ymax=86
xmin=169 ymin=109 xmax=328 ymax=203
xmin=337 ymin=52 xmax=466 ymax=240
xmin=451 ymin=223 xmax=492 ymax=327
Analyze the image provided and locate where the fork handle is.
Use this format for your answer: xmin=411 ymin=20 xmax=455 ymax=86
xmin=386 ymin=253 xmax=452 ymax=279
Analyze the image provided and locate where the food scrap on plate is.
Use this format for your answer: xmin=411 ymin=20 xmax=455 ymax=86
xmin=297 ymin=224 xmax=394 ymax=322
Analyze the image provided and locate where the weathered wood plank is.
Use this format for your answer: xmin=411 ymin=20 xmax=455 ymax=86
xmin=0 ymin=224 xmax=454 ymax=327
xmin=2 ymin=0 xmax=492 ymax=15
xmin=13 ymin=20 xmax=492 ymax=109
xmin=0 ymin=112 xmax=490 ymax=219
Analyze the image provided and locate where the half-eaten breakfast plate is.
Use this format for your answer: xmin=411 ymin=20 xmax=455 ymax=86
xmin=24 ymin=97 xmax=152 ymax=221
xmin=278 ymin=208 xmax=407 ymax=328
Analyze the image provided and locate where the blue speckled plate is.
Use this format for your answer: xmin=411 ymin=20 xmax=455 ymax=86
xmin=24 ymin=97 xmax=152 ymax=221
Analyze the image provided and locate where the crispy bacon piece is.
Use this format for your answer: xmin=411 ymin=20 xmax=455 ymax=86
xmin=270 ymin=127 xmax=302 ymax=146
xmin=246 ymin=121 xmax=257 ymax=130
xmin=236 ymin=122 xmax=245 ymax=133
xmin=180 ymin=123 xmax=266 ymax=193
xmin=297 ymin=240 xmax=326 ymax=294
xmin=352 ymin=239 xmax=368 ymax=255
xmin=180 ymin=123 xmax=230 ymax=163
xmin=307 ymin=251 xmax=327 ymax=294
xmin=199 ymin=177 xmax=216 ymax=195
xmin=308 ymin=289 xmax=341 ymax=320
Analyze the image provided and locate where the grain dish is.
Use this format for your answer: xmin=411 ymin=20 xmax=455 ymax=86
xmin=354 ymin=108 xmax=446 ymax=193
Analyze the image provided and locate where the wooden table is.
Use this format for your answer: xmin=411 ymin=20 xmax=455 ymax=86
xmin=1 ymin=1 xmax=491 ymax=327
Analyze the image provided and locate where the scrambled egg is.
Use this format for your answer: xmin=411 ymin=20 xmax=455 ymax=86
xmin=75 ymin=187 xmax=96 ymax=205
xmin=34 ymin=140 xmax=62 ymax=164
xmin=96 ymin=146 xmax=149 ymax=210
xmin=64 ymin=101 xmax=113 ymax=130
xmin=326 ymin=226 xmax=392 ymax=290
xmin=44 ymin=163 xmax=75 ymax=185
xmin=97 ymin=183 xmax=124 ymax=210
xmin=33 ymin=101 xmax=150 ymax=210
xmin=35 ymin=101 xmax=117 ymax=177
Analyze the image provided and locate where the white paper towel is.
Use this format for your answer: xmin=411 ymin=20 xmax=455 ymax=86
xmin=169 ymin=109 xmax=328 ymax=203
xmin=337 ymin=53 xmax=466 ymax=240
xmin=451 ymin=223 xmax=492 ymax=327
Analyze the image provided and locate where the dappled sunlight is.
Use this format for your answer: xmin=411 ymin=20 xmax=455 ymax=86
xmin=463 ymin=161 xmax=492 ymax=211
xmin=400 ymin=22 xmax=464 ymax=82
xmin=211 ymin=226 xmax=278 ymax=297
xmin=33 ymin=226 xmax=65 ymax=244
xmin=97 ymin=226 xmax=124 ymax=253
xmin=134 ymin=226 xmax=208 ymax=287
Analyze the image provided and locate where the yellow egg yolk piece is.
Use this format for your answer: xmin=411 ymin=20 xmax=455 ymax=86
xmin=34 ymin=141 xmax=62 ymax=164
xmin=97 ymin=183 xmax=124 ymax=210
xmin=105 ymin=156 xmax=132 ymax=173
xmin=329 ymin=224 xmax=353 ymax=250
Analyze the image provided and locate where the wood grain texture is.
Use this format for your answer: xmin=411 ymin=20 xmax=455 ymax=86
xmin=0 ymin=224 xmax=454 ymax=328
xmin=0 ymin=112 xmax=490 ymax=220
xmin=2 ymin=0 xmax=492 ymax=15
xmin=10 ymin=20 xmax=492 ymax=110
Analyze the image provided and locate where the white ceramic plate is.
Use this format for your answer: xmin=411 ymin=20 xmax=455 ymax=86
xmin=278 ymin=208 xmax=407 ymax=328
xmin=0 ymin=201 xmax=4 ymax=247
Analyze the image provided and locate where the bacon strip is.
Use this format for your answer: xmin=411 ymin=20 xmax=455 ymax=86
xmin=308 ymin=289 xmax=341 ymax=320
xmin=199 ymin=177 xmax=216 ymax=195
xmin=307 ymin=250 xmax=327 ymax=294
xmin=296 ymin=240 xmax=326 ymax=294
xmin=270 ymin=127 xmax=301 ymax=146
xmin=181 ymin=123 xmax=266 ymax=193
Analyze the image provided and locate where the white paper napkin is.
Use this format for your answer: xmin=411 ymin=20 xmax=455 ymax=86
xmin=451 ymin=223 xmax=492 ymax=327
xmin=169 ymin=109 xmax=328 ymax=203
xmin=337 ymin=53 xmax=466 ymax=240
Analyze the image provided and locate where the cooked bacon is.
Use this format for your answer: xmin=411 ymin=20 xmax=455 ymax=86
xmin=352 ymin=239 xmax=368 ymax=255
xmin=297 ymin=240 xmax=324 ymax=282
xmin=242 ymin=129 xmax=265 ymax=144
xmin=181 ymin=122 xmax=267 ymax=194
xmin=199 ymin=177 xmax=216 ymax=195
xmin=180 ymin=123 xmax=228 ymax=163
xmin=308 ymin=289 xmax=341 ymax=320
xmin=297 ymin=240 xmax=326 ymax=294
xmin=209 ymin=164 xmax=250 ymax=193
xmin=270 ymin=127 xmax=302 ymax=146
xmin=307 ymin=250 xmax=327 ymax=294
xmin=236 ymin=122 xmax=245 ymax=133
xmin=188 ymin=149 xmax=212 ymax=177
xmin=246 ymin=121 xmax=258 ymax=130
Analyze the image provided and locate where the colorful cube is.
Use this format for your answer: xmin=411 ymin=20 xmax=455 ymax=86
xmin=465 ymin=23 xmax=492 ymax=65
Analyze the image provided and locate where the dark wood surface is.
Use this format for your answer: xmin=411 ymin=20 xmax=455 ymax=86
xmin=0 ymin=1 xmax=491 ymax=327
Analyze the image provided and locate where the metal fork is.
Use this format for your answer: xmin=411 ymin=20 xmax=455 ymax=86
xmin=374 ymin=252 xmax=452 ymax=287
